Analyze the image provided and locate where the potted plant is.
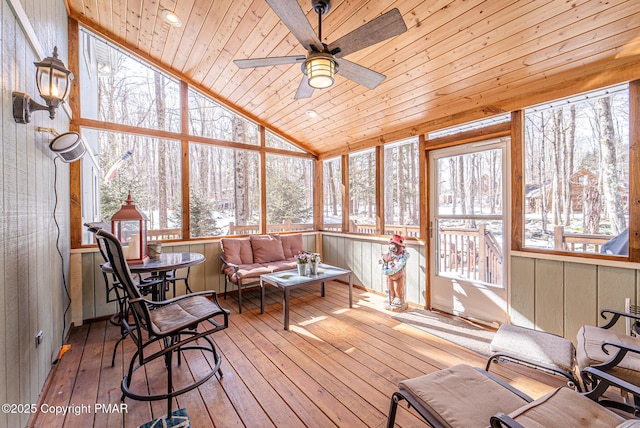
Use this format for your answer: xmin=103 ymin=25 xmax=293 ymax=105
xmin=309 ymin=253 xmax=321 ymax=275
xmin=295 ymin=252 xmax=309 ymax=276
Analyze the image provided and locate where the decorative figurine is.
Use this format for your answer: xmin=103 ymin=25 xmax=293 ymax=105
xmin=379 ymin=234 xmax=410 ymax=311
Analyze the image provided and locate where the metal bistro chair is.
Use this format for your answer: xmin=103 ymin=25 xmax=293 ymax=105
xmin=96 ymin=229 xmax=229 ymax=418
xmin=85 ymin=223 xmax=162 ymax=367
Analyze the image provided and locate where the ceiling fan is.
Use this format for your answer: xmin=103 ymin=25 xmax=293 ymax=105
xmin=233 ymin=0 xmax=407 ymax=99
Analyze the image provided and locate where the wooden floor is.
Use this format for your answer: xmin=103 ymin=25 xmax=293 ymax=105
xmin=31 ymin=282 xmax=565 ymax=428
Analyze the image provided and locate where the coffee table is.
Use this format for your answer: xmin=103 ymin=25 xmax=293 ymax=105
xmin=260 ymin=264 xmax=353 ymax=330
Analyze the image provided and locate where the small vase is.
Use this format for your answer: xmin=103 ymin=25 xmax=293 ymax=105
xmin=297 ymin=264 xmax=306 ymax=276
xmin=310 ymin=262 xmax=319 ymax=275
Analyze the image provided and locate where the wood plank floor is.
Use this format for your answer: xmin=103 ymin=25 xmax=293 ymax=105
xmin=31 ymin=282 xmax=565 ymax=427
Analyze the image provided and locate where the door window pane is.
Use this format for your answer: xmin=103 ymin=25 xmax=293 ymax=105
xmin=436 ymin=219 xmax=504 ymax=286
xmin=437 ymin=149 xmax=503 ymax=216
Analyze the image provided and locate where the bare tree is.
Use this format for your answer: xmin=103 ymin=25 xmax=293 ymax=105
xmin=563 ymin=106 xmax=576 ymax=225
xmin=597 ymin=97 xmax=626 ymax=234
xmin=458 ymin=156 xmax=466 ymax=216
xmin=449 ymin=157 xmax=457 ymax=214
xmin=397 ymin=146 xmax=405 ymax=224
xmin=583 ymin=174 xmax=601 ymax=234
xmin=384 ymin=147 xmax=394 ymax=223
xmin=551 ymin=108 xmax=563 ymax=225
xmin=233 ymin=117 xmax=250 ymax=226
xmin=154 ymin=73 xmax=168 ymax=229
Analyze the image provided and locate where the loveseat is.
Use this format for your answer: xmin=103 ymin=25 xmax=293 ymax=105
xmin=220 ymin=234 xmax=305 ymax=313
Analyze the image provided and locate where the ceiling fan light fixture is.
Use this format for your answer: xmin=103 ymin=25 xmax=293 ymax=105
xmin=305 ymin=53 xmax=336 ymax=89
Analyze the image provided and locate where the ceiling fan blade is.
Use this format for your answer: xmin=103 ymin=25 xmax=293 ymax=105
xmin=234 ymin=55 xmax=306 ymax=69
xmin=336 ymin=58 xmax=386 ymax=90
xmin=328 ymin=8 xmax=407 ymax=58
xmin=294 ymin=75 xmax=314 ymax=99
xmin=266 ymin=0 xmax=323 ymax=51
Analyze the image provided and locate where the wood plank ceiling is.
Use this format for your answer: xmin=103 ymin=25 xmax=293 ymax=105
xmin=65 ymin=0 xmax=640 ymax=157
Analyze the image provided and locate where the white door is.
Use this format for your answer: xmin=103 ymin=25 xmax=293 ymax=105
xmin=429 ymin=139 xmax=509 ymax=326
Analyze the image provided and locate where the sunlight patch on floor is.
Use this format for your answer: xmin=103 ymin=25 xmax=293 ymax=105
xmin=298 ymin=316 xmax=327 ymax=326
xmin=289 ymin=325 xmax=325 ymax=341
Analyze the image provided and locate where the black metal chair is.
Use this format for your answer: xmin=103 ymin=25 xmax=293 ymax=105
xmin=96 ymin=229 xmax=229 ymax=418
xmin=85 ymin=223 xmax=162 ymax=367
xmin=576 ymin=308 xmax=640 ymax=408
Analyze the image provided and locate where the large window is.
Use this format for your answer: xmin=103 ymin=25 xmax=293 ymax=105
xmin=266 ymin=154 xmax=313 ymax=232
xmin=81 ymin=129 xmax=182 ymax=244
xmin=266 ymin=131 xmax=304 ymax=152
xmin=384 ymin=138 xmax=420 ymax=237
xmin=189 ymin=144 xmax=260 ymax=237
xmin=524 ymin=85 xmax=629 ymax=255
xmin=188 ymin=88 xmax=258 ymax=145
xmin=80 ymin=30 xmax=180 ymax=132
xmin=349 ymin=149 xmax=376 ymax=234
xmin=323 ymin=157 xmax=342 ymax=231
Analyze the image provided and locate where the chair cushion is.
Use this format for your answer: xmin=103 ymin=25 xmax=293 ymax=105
xmin=250 ymin=235 xmax=286 ymax=263
xmin=221 ymin=238 xmax=253 ymax=265
xmin=150 ymin=295 xmax=224 ymax=335
xmin=507 ymin=386 xmax=624 ymax=427
xmin=576 ymin=325 xmax=640 ymax=385
xmin=491 ymin=323 xmax=576 ymax=373
xmin=272 ymin=234 xmax=304 ymax=260
xmin=399 ymin=364 xmax=529 ymax=428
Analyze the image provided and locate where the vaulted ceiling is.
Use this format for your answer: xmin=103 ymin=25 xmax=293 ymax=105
xmin=65 ymin=0 xmax=640 ymax=157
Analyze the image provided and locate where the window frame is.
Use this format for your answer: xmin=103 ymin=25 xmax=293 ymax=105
xmin=511 ymin=80 xmax=640 ymax=262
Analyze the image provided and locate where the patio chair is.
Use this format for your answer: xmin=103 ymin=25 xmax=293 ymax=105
xmin=95 ymin=229 xmax=229 ymax=418
xmin=387 ymin=364 xmax=640 ymax=428
xmin=85 ymin=223 xmax=162 ymax=367
xmin=577 ymin=308 xmax=640 ymax=401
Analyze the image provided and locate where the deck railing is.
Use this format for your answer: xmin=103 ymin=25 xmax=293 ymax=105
xmin=347 ymin=221 xmax=420 ymax=238
xmin=438 ymin=225 xmax=503 ymax=285
xmin=553 ymin=225 xmax=611 ymax=253
xmin=228 ymin=220 xmax=314 ymax=235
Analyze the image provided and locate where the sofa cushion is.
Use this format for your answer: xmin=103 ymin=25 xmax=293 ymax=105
xmin=576 ymin=325 xmax=640 ymax=386
xmin=507 ymin=387 xmax=624 ymax=427
xmin=271 ymin=234 xmax=305 ymax=260
xmin=223 ymin=263 xmax=271 ymax=283
xmin=221 ymin=237 xmax=254 ymax=265
xmin=265 ymin=260 xmax=297 ymax=273
xmin=250 ymin=235 xmax=286 ymax=263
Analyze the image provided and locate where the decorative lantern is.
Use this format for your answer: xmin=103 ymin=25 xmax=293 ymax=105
xmin=111 ymin=192 xmax=148 ymax=264
xmin=12 ymin=46 xmax=74 ymax=123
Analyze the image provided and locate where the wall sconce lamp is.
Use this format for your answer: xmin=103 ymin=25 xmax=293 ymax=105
xmin=12 ymin=46 xmax=73 ymax=124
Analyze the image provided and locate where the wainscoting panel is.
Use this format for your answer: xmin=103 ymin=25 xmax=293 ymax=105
xmin=564 ymin=262 xmax=598 ymax=340
xmin=321 ymin=234 xmax=427 ymax=307
xmin=510 ymin=256 xmax=535 ymax=329
xmin=511 ymin=254 xmax=639 ymax=343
